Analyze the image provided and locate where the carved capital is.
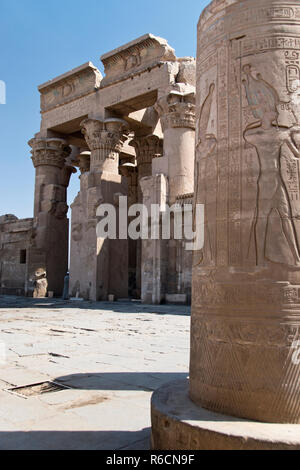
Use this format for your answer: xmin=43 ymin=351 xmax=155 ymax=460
xmin=61 ymin=165 xmax=77 ymax=187
xmin=155 ymin=91 xmax=196 ymax=130
xmin=80 ymin=118 xmax=129 ymax=154
xmin=29 ymin=138 xmax=71 ymax=169
xmin=130 ymin=135 xmax=163 ymax=166
xmin=75 ymin=151 xmax=91 ymax=174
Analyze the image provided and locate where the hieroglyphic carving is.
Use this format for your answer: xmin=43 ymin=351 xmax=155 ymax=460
xmin=40 ymin=184 xmax=68 ymax=219
xmin=242 ymin=65 xmax=300 ymax=266
xmin=285 ymin=50 xmax=300 ymax=93
xmin=100 ymin=34 xmax=176 ymax=87
xmin=242 ymin=36 xmax=300 ymax=56
xmin=124 ymin=52 xmax=142 ymax=71
xmin=193 ymin=280 xmax=300 ymax=309
xmin=191 ymin=0 xmax=300 ymax=427
xmin=228 ymin=39 xmax=242 ymax=266
xmin=194 ymin=84 xmax=217 ymax=266
xmin=39 ymin=63 xmax=102 ymax=112
xmin=216 ymin=45 xmax=229 ymax=266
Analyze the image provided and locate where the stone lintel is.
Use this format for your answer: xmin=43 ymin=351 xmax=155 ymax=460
xmin=100 ymin=33 xmax=177 ymax=88
xmin=38 ymin=62 xmax=102 ymax=113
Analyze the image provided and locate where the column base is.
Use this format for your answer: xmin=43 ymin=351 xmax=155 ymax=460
xmin=151 ymin=380 xmax=300 ymax=450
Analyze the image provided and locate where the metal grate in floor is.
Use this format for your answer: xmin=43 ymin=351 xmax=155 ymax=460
xmin=7 ymin=381 xmax=71 ymax=398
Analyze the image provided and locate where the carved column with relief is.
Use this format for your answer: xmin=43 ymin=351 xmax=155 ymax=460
xmin=152 ymin=0 xmax=300 ymax=452
xmin=69 ymin=118 xmax=129 ymax=301
xmin=29 ymin=137 xmax=73 ymax=295
xmin=155 ymin=91 xmax=196 ymax=300
xmin=130 ymin=135 xmax=163 ymax=299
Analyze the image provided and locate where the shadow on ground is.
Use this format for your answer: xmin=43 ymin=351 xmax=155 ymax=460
xmin=0 ymin=428 xmax=151 ymax=450
xmin=54 ymin=372 xmax=189 ymax=392
xmin=0 ymin=296 xmax=191 ymax=316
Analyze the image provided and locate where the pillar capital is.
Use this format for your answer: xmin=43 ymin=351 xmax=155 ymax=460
xmin=130 ymin=135 xmax=163 ymax=186
xmin=29 ymin=138 xmax=71 ymax=169
xmin=75 ymin=151 xmax=91 ymax=175
xmin=130 ymin=135 xmax=163 ymax=166
xmin=155 ymin=91 xmax=196 ymax=131
xmin=80 ymin=118 xmax=129 ymax=172
xmin=80 ymin=118 xmax=129 ymax=152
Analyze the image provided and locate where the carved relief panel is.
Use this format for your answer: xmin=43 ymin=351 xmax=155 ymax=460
xmin=195 ymin=1 xmax=300 ymax=271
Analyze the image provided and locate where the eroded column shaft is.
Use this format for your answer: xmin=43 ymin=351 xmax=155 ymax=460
xmin=191 ymin=0 xmax=300 ymax=424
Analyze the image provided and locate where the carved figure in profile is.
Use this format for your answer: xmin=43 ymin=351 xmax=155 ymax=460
xmin=194 ymin=83 xmax=217 ymax=266
xmin=243 ymin=64 xmax=300 ymax=266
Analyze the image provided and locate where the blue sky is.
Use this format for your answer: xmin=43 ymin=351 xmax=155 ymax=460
xmin=0 ymin=0 xmax=210 ymax=219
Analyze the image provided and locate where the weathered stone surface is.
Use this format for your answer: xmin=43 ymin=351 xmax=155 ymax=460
xmin=3 ymin=33 xmax=196 ymax=305
xmin=190 ymin=0 xmax=300 ymax=425
xmin=151 ymin=380 xmax=300 ymax=450
xmin=100 ymin=34 xmax=176 ymax=87
xmin=32 ymin=269 xmax=48 ymax=298
xmin=0 ymin=217 xmax=33 ymax=296
xmin=0 ymin=297 xmax=189 ymax=450
xmin=28 ymin=137 xmax=73 ymax=296
xmin=39 ymin=62 xmax=102 ymax=113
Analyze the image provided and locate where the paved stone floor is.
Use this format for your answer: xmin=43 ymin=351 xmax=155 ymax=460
xmin=0 ymin=296 xmax=190 ymax=450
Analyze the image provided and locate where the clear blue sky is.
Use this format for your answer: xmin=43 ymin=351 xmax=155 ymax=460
xmin=0 ymin=0 xmax=210 ymax=219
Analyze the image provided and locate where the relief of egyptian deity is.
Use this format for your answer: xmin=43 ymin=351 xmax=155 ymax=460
xmin=194 ymin=83 xmax=217 ymax=266
xmin=242 ymin=64 xmax=300 ymax=266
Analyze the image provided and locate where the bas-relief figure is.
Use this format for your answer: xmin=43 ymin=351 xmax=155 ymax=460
xmin=242 ymin=64 xmax=300 ymax=267
xmin=194 ymin=65 xmax=300 ymax=269
xmin=194 ymin=83 xmax=217 ymax=266
xmin=189 ymin=0 xmax=300 ymax=428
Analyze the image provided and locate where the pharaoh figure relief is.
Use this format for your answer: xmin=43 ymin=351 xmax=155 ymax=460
xmin=243 ymin=64 xmax=300 ymax=267
xmin=194 ymin=83 xmax=217 ymax=266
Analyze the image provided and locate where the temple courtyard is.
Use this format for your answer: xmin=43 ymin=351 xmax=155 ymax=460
xmin=0 ymin=296 xmax=190 ymax=450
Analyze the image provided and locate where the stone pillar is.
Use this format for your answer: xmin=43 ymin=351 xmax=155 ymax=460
xmin=81 ymin=118 xmax=128 ymax=174
xmin=155 ymin=91 xmax=195 ymax=205
xmin=70 ymin=118 xmax=129 ymax=301
xmin=130 ymin=135 xmax=163 ymax=198
xmin=151 ymin=0 xmax=300 ymax=450
xmin=155 ymin=92 xmax=195 ymax=299
xmin=120 ymin=164 xmax=138 ymax=298
xmin=77 ymin=151 xmax=91 ymax=176
xmin=140 ymin=175 xmax=168 ymax=304
xmin=130 ymin=135 xmax=163 ymax=299
xmin=29 ymin=137 xmax=72 ymax=295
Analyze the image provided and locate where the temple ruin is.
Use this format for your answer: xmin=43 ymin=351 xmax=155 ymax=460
xmin=0 ymin=34 xmax=196 ymax=303
xmin=152 ymin=0 xmax=300 ymax=450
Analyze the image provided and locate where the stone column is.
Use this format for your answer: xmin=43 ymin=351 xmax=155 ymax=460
xmin=29 ymin=137 xmax=72 ymax=295
xmin=130 ymin=135 xmax=163 ymax=299
xmin=140 ymin=174 xmax=168 ymax=304
xmin=119 ymin=164 xmax=138 ymax=298
xmin=152 ymin=0 xmax=300 ymax=450
xmin=74 ymin=118 xmax=129 ymax=301
xmin=155 ymin=91 xmax=195 ymax=300
xmin=81 ymin=118 xmax=128 ymax=174
xmin=77 ymin=151 xmax=91 ymax=176
xmin=155 ymin=91 xmax=195 ymax=205
xmin=130 ymin=135 xmax=163 ymax=199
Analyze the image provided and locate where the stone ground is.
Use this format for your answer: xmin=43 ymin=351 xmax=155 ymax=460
xmin=0 ymin=296 xmax=190 ymax=450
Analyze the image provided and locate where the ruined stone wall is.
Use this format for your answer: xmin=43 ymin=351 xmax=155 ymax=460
xmin=0 ymin=215 xmax=33 ymax=296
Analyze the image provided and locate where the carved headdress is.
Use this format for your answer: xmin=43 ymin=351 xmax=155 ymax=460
xmin=198 ymin=83 xmax=215 ymax=142
xmin=242 ymin=64 xmax=280 ymax=121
